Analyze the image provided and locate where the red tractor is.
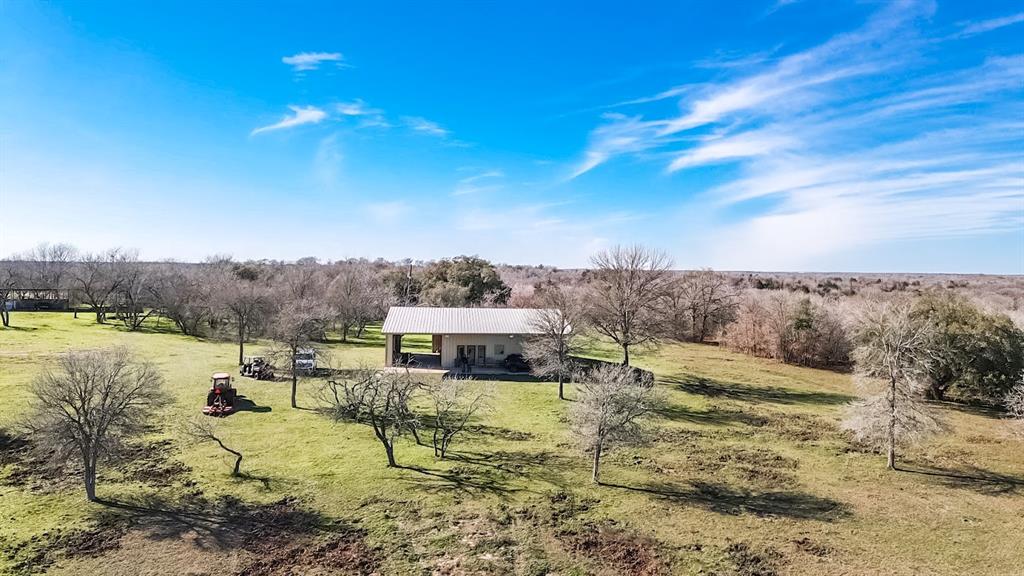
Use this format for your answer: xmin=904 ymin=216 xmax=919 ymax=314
xmin=203 ymin=372 xmax=237 ymax=416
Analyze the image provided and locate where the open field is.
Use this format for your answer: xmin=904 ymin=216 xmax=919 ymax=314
xmin=2 ymin=313 xmax=1023 ymax=575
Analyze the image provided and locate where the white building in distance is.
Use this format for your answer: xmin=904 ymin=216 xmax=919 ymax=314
xmin=381 ymin=306 xmax=555 ymax=370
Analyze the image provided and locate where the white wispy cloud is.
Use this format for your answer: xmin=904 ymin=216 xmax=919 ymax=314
xmin=282 ymin=51 xmax=344 ymax=71
xmin=692 ymin=47 xmax=781 ymax=70
xmin=667 ymin=130 xmax=797 ymax=172
xmin=766 ymin=0 xmax=803 ymax=15
xmin=956 ymin=11 xmax=1024 ymax=37
xmin=402 ymin=116 xmax=450 ymax=137
xmin=571 ymin=1 xmax=930 ymax=178
xmin=571 ymin=0 xmax=1023 ymax=268
xmin=251 ymin=105 xmax=328 ymax=135
xmin=453 ymin=170 xmax=504 ymax=196
xmin=336 ymin=99 xmax=381 ymax=116
xmin=336 ymin=100 xmax=391 ymax=128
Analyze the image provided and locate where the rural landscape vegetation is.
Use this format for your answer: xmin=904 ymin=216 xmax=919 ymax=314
xmin=3 ymin=1 xmax=1023 ymax=575
xmin=1 ymin=244 xmax=1023 ymax=575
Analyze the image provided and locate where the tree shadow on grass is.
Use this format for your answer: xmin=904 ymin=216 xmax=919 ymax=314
xmin=896 ymin=463 xmax=1024 ymax=496
xmin=458 ymin=372 xmax=545 ymax=383
xmin=444 ymin=449 xmax=573 ymax=488
xmin=116 ymin=320 xmax=185 ymax=336
xmin=94 ymin=493 xmax=335 ymax=550
xmin=664 ymin=375 xmax=853 ymax=406
xmin=606 ymin=480 xmax=851 ymax=522
xmin=465 ymin=423 xmax=536 ymax=442
xmin=232 ymin=471 xmax=275 ymax=490
xmin=91 ymin=493 xmax=380 ymax=575
xmin=1 ymin=324 xmax=38 ymax=331
xmin=939 ymin=402 xmax=1006 ymax=420
xmin=397 ymin=464 xmax=524 ymax=497
xmin=655 ymin=403 xmax=773 ymax=427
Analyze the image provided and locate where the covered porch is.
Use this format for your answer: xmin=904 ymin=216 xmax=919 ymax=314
xmin=385 ymin=333 xmax=443 ymax=369
xmin=381 ymin=306 xmax=551 ymax=373
xmin=385 ymin=331 xmax=524 ymax=371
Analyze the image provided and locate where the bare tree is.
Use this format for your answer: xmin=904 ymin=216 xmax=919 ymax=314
xmin=24 ymin=348 xmax=164 ymax=501
xmin=328 ymin=264 xmax=377 ymax=342
xmin=269 ymin=298 xmax=331 ymax=408
xmin=426 ymin=377 xmax=487 ymax=458
xmin=571 ymin=363 xmax=663 ymax=483
xmin=722 ymin=291 xmax=851 ymax=368
xmin=660 ymin=280 xmax=692 ymax=342
xmin=318 ymin=366 xmax=369 ymax=420
xmin=842 ymin=302 xmax=944 ymax=470
xmin=523 ymin=284 xmax=586 ymax=400
xmin=0 ymin=261 xmax=18 ymax=327
xmin=283 ymin=261 xmax=325 ymax=301
xmin=184 ymin=418 xmax=244 ymax=476
xmin=153 ymin=264 xmax=213 ymax=336
xmin=677 ymin=269 xmax=738 ymax=343
xmin=320 ymin=367 xmax=420 ymax=467
xmin=587 ymin=245 xmax=673 ymax=365
xmin=21 ymin=242 xmax=78 ymax=300
xmin=72 ymin=248 xmax=131 ymax=324
xmin=114 ymin=257 xmax=156 ymax=331
xmin=219 ymin=271 xmax=272 ymax=365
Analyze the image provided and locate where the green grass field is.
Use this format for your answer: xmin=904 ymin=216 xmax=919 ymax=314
xmin=1 ymin=312 xmax=1022 ymax=575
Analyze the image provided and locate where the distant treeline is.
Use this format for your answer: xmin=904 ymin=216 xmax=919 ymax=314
xmin=3 ymin=242 xmax=1022 ymax=405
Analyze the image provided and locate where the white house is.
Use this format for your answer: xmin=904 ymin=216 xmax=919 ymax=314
xmin=381 ymin=306 xmax=555 ymax=370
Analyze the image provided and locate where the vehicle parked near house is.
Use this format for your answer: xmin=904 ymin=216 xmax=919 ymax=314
xmin=503 ymin=353 xmax=530 ymax=373
xmin=295 ymin=348 xmax=317 ymax=375
xmin=240 ymin=355 xmax=274 ymax=380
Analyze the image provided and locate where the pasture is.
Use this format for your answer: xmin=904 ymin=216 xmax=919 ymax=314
xmin=1 ymin=312 xmax=1022 ymax=575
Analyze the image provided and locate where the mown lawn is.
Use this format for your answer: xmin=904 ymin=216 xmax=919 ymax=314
xmin=1 ymin=312 xmax=1022 ymax=575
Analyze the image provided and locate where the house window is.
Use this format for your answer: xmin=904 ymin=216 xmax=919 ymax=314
xmin=495 ymin=344 xmax=505 ymax=356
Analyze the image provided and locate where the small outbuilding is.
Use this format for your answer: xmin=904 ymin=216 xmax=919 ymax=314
xmin=381 ymin=306 xmax=554 ymax=370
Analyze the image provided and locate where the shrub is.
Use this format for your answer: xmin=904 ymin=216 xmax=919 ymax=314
xmin=721 ymin=291 xmax=851 ymax=369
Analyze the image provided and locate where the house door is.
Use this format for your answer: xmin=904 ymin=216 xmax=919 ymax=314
xmin=465 ymin=345 xmax=477 ymax=365
xmin=476 ymin=345 xmax=486 ymax=365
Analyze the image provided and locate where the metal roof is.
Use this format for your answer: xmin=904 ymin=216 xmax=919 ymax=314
xmin=382 ymin=306 xmax=554 ymax=335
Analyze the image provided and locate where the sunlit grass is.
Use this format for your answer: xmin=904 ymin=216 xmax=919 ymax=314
xmin=1 ymin=313 xmax=1022 ymax=575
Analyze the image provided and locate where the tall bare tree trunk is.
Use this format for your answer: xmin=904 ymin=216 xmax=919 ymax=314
xmin=592 ymin=442 xmax=603 ymax=483
xmin=558 ymin=343 xmax=566 ymax=400
xmin=887 ymin=376 xmax=897 ymax=470
xmin=385 ymin=443 xmax=396 ymax=467
xmin=237 ymin=322 xmax=245 ymax=366
xmin=84 ymin=457 xmax=97 ymax=502
xmin=291 ymin=354 xmax=298 ymax=409
xmin=622 ymin=343 xmax=630 ymax=366
xmin=375 ymin=425 xmax=397 ymax=467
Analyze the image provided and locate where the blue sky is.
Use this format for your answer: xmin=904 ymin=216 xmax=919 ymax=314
xmin=1 ymin=0 xmax=1022 ymax=272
